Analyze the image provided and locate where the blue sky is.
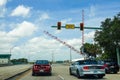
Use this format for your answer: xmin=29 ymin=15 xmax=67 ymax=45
xmin=0 ymin=0 xmax=120 ymax=61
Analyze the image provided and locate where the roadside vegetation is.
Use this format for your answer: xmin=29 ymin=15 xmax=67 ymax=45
xmin=11 ymin=58 xmax=28 ymax=64
xmin=81 ymin=12 xmax=120 ymax=61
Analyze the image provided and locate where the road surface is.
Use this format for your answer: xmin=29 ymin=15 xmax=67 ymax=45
xmin=16 ymin=64 xmax=120 ymax=80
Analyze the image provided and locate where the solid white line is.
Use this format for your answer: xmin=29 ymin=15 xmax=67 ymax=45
xmin=58 ymin=75 xmax=65 ymax=80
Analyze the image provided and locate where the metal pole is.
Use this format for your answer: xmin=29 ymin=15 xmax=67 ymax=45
xmin=10 ymin=46 xmax=16 ymax=57
xmin=116 ymin=47 xmax=120 ymax=65
xmin=9 ymin=46 xmax=16 ymax=64
xmin=82 ymin=10 xmax=84 ymax=46
xmin=52 ymin=52 xmax=54 ymax=63
xmin=70 ymin=48 xmax=72 ymax=63
xmin=10 ymin=46 xmax=15 ymax=54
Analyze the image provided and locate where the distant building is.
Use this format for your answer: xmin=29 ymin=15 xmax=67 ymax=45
xmin=0 ymin=54 xmax=11 ymax=64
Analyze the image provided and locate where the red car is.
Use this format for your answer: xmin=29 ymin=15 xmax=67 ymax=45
xmin=32 ymin=60 xmax=52 ymax=76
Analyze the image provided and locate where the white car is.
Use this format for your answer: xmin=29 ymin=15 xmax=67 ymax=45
xmin=69 ymin=59 xmax=105 ymax=78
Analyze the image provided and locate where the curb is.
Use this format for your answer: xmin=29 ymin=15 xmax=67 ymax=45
xmin=5 ymin=68 xmax=31 ymax=80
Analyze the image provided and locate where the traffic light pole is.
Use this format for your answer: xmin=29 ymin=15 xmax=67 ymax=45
xmin=51 ymin=10 xmax=102 ymax=59
xmin=82 ymin=10 xmax=84 ymax=54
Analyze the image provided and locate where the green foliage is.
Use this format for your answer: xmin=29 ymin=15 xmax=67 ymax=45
xmin=11 ymin=58 xmax=28 ymax=64
xmin=82 ymin=43 xmax=102 ymax=58
xmin=94 ymin=12 xmax=120 ymax=60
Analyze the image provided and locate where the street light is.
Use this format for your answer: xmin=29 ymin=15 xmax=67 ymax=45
xmin=10 ymin=46 xmax=16 ymax=54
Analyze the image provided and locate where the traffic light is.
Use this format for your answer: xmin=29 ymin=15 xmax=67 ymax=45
xmin=80 ymin=23 xmax=84 ymax=31
xmin=57 ymin=22 xmax=61 ymax=30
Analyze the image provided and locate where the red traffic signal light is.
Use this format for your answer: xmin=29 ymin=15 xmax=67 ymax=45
xmin=57 ymin=22 xmax=61 ymax=30
xmin=80 ymin=23 xmax=84 ymax=31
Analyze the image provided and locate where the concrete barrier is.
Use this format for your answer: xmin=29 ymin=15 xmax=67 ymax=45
xmin=0 ymin=64 xmax=32 ymax=80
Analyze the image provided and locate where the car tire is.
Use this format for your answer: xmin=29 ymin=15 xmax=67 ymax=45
xmin=105 ymin=69 xmax=109 ymax=74
xmin=113 ymin=71 xmax=117 ymax=74
xmin=76 ymin=69 xmax=81 ymax=78
xmin=32 ymin=73 xmax=35 ymax=76
xmin=69 ymin=68 xmax=72 ymax=75
xmin=98 ymin=75 xmax=103 ymax=79
xmin=49 ymin=72 xmax=52 ymax=76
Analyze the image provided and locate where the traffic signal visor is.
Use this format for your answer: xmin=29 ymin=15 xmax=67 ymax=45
xmin=80 ymin=23 xmax=84 ymax=31
xmin=57 ymin=22 xmax=61 ymax=30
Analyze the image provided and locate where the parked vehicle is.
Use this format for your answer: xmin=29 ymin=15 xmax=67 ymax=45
xmin=69 ymin=59 xmax=105 ymax=78
xmin=103 ymin=60 xmax=119 ymax=74
xmin=32 ymin=60 xmax=52 ymax=76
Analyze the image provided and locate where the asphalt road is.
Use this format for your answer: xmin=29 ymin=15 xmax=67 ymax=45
xmin=17 ymin=64 xmax=120 ymax=80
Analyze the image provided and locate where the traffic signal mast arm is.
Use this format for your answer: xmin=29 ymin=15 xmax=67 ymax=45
xmin=51 ymin=25 xmax=102 ymax=30
xmin=52 ymin=22 xmax=102 ymax=30
xmin=43 ymin=31 xmax=81 ymax=54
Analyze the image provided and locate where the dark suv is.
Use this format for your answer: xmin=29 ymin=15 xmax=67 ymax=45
xmin=103 ymin=60 xmax=119 ymax=74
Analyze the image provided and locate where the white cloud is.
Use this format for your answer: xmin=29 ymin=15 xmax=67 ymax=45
xmin=0 ymin=7 xmax=6 ymax=17
xmin=61 ymin=18 xmax=72 ymax=25
xmin=0 ymin=31 xmax=17 ymax=53
xmin=28 ymin=37 xmax=59 ymax=49
xmin=84 ymin=31 xmax=95 ymax=43
xmin=0 ymin=20 xmax=37 ymax=55
xmin=89 ymin=5 xmax=96 ymax=17
xmin=67 ymin=38 xmax=81 ymax=46
xmin=39 ymin=13 xmax=50 ymax=21
xmin=85 ymin=17 xmax=104 ymax=27
xmin=0 ymin=0 xmax=7 ymax=17
xmin=9 ymin=36 xmax=83 ymax=60
xmin=0 ymin=31 xmax=17 ymax=44
xmin=0 ymin=0 xmax=7 ymax=6
xmin=8 ymin=21 xmax=37 ymax=37
xmin=11 ymin=5 xmax=31 ymax=17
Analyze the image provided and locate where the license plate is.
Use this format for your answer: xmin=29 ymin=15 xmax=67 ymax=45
xmin=94 ymin=70 xmax=97 ymax=73
xmin=110 ymin=66 xmax=114 ymax=68
xmin=40 ymin=70 xmax=44 ymax=72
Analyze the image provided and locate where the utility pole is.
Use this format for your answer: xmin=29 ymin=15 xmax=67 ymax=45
xmin=82 ymin=9 xmax=84 ymax=47
xmin=70 ymin=48 xmax=72 ymax=63
xmin=52 ymin=52 xmax=54 ymax=63
xmin=10 ymin=46 xmax=16 ymax=54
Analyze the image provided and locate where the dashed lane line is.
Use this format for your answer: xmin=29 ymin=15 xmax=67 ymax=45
xmin=58 ymin=75 xmax=65 ymax=80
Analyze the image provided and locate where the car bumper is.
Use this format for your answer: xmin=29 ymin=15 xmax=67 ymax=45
xmin=33 ymin=69 xmax=51 ymax=74
xmin=84 ymin=74 xmax=105 ymax=77
xmin=82 ymin=70 xmax=105 ymax=76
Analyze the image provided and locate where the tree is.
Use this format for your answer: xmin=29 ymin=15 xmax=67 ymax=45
xmin=11 ymin=58 xmax=28 ymax=64
xmin=81 ymin=43 xmax=102 ymax=58
xmin=94 ymin=13 xmax=120 ymax=61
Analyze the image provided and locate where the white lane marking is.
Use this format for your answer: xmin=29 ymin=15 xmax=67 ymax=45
xmin=58 ymin=75 xmax=65 ymax=80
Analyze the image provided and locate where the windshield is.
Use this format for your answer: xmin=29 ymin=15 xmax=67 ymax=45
xmin=35 ymin=60 xmax=49 ymax=65
xmin=78 ymin=60 xmax=98 ymax=65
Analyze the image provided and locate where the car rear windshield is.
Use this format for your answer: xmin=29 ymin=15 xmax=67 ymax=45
xmin=78 ymin=60 xmax=98 ymax=65
xmin=35 ymin=60 xmax=49 ymax=65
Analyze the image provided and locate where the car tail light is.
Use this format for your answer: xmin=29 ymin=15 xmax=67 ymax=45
xmin=46 ymin=65 xmax=51 ymax=69
xmin=101 ymin=66 xmax=105 ymax=69
xmin=104 ymin=64 xmax=108 ymax=67
xmin=83 ymin=66 xmax=89 ymax=70
xmin=33 ymin=65 xmax=39 ymax=69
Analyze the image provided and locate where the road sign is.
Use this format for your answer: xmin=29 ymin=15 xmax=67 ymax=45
xmin=65 ymin=24 xmax=75 ymax=29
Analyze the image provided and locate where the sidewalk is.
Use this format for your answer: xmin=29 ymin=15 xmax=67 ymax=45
xmin=0 ymin=64 xmax=32 ymax=80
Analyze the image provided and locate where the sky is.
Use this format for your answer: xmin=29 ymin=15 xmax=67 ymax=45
xmin=0 ymin=0 xmax=120 ymax=62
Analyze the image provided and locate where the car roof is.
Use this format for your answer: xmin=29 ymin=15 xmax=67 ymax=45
xmin=35 ymin=60 xmax=49 ymax=64
xmin=36 ymin=60 xmax=49 ymax=62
